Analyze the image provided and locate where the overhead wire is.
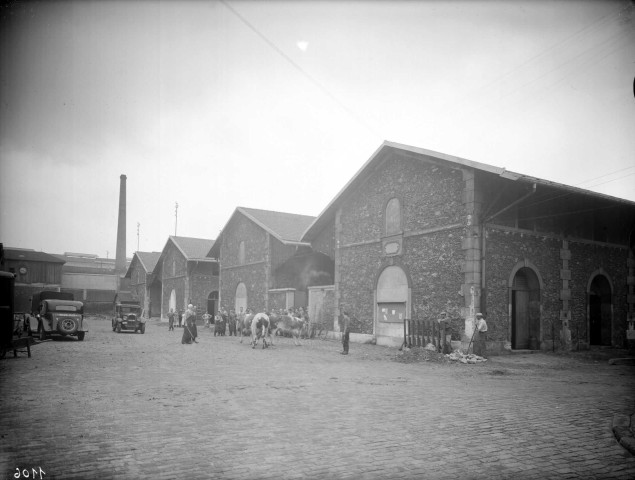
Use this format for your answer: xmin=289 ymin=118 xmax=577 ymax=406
xmin=219 ymin=0 xmax=383 ymax=139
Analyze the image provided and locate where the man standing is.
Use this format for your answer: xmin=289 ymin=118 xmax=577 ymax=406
xmin=473 ymin=313 xmax=488 ymax=358
xmin=168 ymin=308 xmax=175 ymax=331
xmin=228 ymin=309 xmax=237 ymax=336
xmin=178 ymin=309 xmax=183 ymax=328
xmin=339 ymin=311 xmax=351 ymax=355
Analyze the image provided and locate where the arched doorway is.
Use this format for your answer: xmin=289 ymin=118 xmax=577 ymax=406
xmin=207 ymin=291 xmax=218 ymax=317
xmin=375 ymin=265 xmax=409 ymax=346
xmin=589 ymin=274 xmax=612 ymax=346
xmin=511 ymin=267 xmax=541 ymax=350
xmin=169 ymin=289 xmax=176 ymax=314
xmin=235 ymin=282 xmax=247 ymax=314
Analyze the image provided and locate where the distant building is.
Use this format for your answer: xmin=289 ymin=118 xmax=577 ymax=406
xmin=53 ymin=252 xmax=132 ymax=313
xmin=125 ymin=251 xmax=162 ymax=317
xmin=1 ymin=247 xmax=65 ymax=312
xmin=152 ymin=236 xmax=218 ymax=320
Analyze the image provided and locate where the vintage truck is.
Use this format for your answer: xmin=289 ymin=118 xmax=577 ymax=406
xmin=112 ymin=299 xmax=145 ymax=334
xmin=24 ymin=291 xmax=87 ymax=341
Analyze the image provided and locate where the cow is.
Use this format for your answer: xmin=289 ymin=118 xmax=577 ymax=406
xmin=250 ymin=312 xmax=274 ymax=349
xmin=269 ymin=314 xmax=303 ymax=346
xmin=238 ymin=313 xmax=254 ymax=344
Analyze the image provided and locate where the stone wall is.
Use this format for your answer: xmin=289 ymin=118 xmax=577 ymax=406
xmin=485 ymin=225 xmax=630 ymax=351
xmin=220 ymin=213 xmax=268 ymax=312
xmin=485 ymin=227 xmax=561 ymax=351
xmin=569 ymin=240 xmax=629 ymax=348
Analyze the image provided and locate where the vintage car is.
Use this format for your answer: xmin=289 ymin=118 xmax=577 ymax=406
xmin=112 ymin=302 xmax=145 ymax=334
xmin=30 ymin=298 xmax=87 ymax=341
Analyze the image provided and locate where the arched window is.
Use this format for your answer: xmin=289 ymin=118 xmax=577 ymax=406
xmin=385 ymin=198 xmax=401 ymax=236
xmin=235 ymin=282 xmax=247 ymax=313
xmin=238 ymin=241 xmax=246 ymax=265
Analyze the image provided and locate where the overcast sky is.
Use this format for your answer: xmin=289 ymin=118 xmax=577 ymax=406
xmin=1 ymin=0 xmax=634 ymax=259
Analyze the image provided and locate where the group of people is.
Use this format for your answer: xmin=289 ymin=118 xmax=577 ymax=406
xmin=166 ymin=302 xmax=488 ymax=357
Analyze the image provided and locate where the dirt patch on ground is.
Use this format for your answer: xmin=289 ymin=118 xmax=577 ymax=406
xmin=392 ymin=347 xmax=452 ymax=364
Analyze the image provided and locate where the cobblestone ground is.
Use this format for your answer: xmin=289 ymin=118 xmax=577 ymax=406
xmin=1 ymin=318 xmax=634 ymax=480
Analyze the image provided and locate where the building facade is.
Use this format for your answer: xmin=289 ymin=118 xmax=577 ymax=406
xmin=209 ymin=207 xmax=329 ymax=315
xmin=125 ymin=251 xmax=161 ymax=317
xmin=152 ymin=236 xmax=218 ymax=321
xmin=302 ymin=142 xmax=635 ymax=351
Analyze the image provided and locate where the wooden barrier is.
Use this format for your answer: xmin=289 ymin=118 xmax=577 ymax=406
xmin=403 ymin=318 xmax=447 ymax=352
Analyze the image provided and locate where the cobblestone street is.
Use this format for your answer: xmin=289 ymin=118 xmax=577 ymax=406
xmin=1 ymin=318 xmax=634 ymax=480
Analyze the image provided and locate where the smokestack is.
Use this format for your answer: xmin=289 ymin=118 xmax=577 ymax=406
xmin=115 ymin=174 xmax=127 ymax=274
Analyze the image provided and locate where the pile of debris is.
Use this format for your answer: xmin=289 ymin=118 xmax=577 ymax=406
xmin=446 ymin=351 xmax=487 ymax=364
xmin=394 ymin=345 xmax=451 ymax=364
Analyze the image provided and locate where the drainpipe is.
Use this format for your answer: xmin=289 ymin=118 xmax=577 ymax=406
xmin=480 ymin=183 xmax=537 ymax=315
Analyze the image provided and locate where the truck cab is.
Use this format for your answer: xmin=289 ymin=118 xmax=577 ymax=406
xmin=112 ymin=302 xmax=145 ymax=334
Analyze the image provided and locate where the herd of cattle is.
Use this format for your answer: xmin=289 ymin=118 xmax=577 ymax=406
xmin=232 ymin=313 xmax=305 ymax=349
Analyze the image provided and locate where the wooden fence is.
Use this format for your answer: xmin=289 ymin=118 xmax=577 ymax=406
xmin=403 ymin=318 xmax=447 ymax=352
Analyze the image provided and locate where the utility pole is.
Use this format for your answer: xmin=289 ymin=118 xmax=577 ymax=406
xmin=137 ymin=222 xmax=140 ymax=252
xmin=175 ymin=202 xmax=179 ymax=236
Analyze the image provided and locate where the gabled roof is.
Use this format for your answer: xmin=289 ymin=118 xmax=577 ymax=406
xmin=124 ymin=251 xmax=161 ymax=279
xmin=301 ymin=140 xmax=635 ymax=241
xmin=136 ymin=251 xmax=162 ymax=273
xmin=208 ymin=207 xmax=316 ymax=257
xmin=152 ymin=236 xmax=216 ymax=279
xmin=170 ymin=236 xmax=216 ymax=260
xmin=3 ymin=248 xmax=66 ymax=264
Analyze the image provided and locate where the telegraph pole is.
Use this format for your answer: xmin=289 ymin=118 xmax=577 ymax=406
xmin=137 ymin=222 xmax=140 ymax=252
xmin=175 ymin=202 xmax=179 ymax=236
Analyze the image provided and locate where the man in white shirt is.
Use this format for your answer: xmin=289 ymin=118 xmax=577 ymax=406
xmin=473 ymin=313 xmax=488 ymax=358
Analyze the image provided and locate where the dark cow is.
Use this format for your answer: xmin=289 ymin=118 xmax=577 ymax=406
xmin=269 ymin=314 xmax=303 ymax=346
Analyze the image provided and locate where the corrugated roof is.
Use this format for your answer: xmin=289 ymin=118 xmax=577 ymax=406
xmin=171 ymin=236 xmax=216 ymax=260
xmin=4 ymin=248 xmax=66 ymax=264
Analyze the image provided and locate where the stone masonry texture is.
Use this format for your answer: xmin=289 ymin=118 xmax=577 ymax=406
xmin=336 ymin=156 xmax=465 ymax=336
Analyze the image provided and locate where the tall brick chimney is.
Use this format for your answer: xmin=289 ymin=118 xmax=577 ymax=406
xmin=115 ymin=174 xmax=127 ymax=275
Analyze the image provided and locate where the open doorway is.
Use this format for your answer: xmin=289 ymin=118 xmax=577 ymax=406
xmin=511 ymin=267 xmax=541 ymax=350
xmin=589 ymin=274 xmax=612 ymax=346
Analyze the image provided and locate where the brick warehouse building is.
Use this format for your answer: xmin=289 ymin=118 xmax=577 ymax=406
xmin=301 ymin=141 xmax=635 ymax=351
xmin=208 ymin=207 xmax=332 ymax=315
xmin=151 ymin=236 xmax=218 ymax=321
xmin=125 ymin=251 xmax=161 ymax=317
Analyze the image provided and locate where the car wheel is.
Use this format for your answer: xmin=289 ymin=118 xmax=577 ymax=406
xmin=58 ymin=318 xmax=79 ymax=335
xmin=139 ymin=324 xmax=145 ymax=334
xmin=77 ymin=332 xmax=85 ymax=341
xmin=116 ymin=323 xmax=121 ymax=333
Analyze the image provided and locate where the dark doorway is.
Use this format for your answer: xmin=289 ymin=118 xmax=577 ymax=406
xmin=511 ymin=267 xmax=540 ymax=349
xmin=589 ymin=275 xmax=611 ymax=346
xmin=208 ymin=291 xmax=218 ymax=318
